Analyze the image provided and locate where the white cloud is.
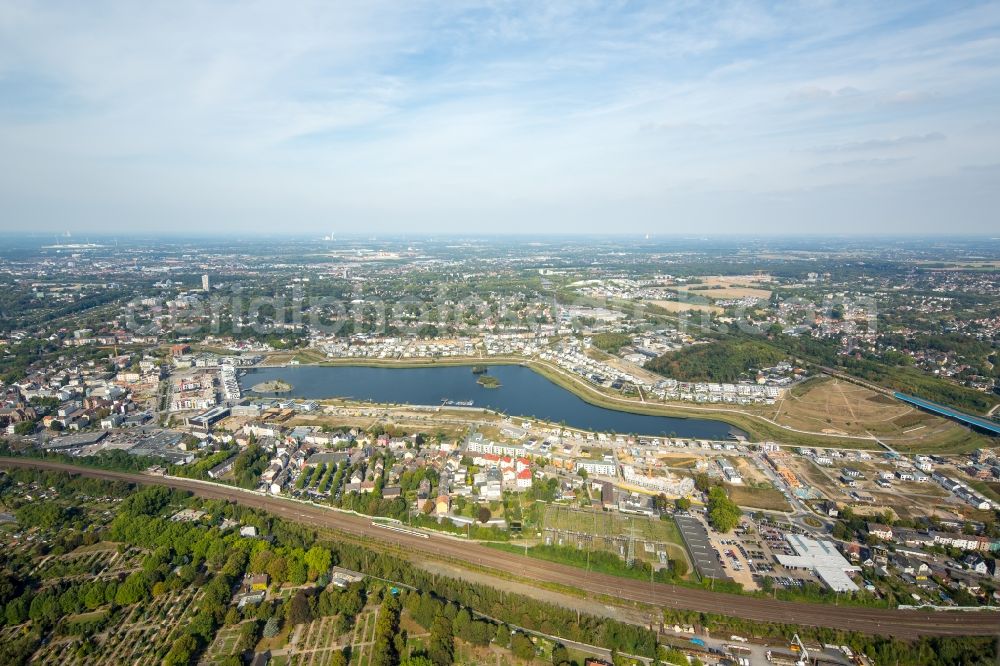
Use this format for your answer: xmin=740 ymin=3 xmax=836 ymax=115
xmin=0 ymin=1 xmax=998 ymax=234
xmin=808 ymin=157 xmax=912 ymax=172
xmin=810 ymin=132 xmax=947 ymax=154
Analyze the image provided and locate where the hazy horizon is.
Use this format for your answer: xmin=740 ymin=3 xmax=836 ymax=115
xmin=2 ymin=1 xmax=999 ymax=235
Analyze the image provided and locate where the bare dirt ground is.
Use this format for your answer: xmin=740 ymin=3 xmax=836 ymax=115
xmin=650 ymin=299 xmax=722 ymax=314
xmin=752 ymin=378 xmax=980 ymax=451
xmin=675 ymin=275 xmax=773 ymax=300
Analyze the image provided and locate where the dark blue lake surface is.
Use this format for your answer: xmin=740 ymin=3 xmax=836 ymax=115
xmin=240 ymin=364 xmax=743 ymax=439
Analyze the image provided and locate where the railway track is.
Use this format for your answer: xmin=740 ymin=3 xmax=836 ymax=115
xmin=3 ymin=457 xmax=997 ymax=639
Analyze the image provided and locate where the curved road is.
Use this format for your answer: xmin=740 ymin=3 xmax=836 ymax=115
xmin=3 ymin=458 xmax=997 ymax=640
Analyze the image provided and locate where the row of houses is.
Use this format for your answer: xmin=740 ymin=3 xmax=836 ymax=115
xmin=465 ymin=433 xmax=529 ymax=458
xmin=868 ymin=523 xmax=1000 ymax=553
xmin=575 ymin=460 xmax=617 ymax=477
xmin=932 ymin=471 xmax=995 ymax=511
xmin=319 ymin=336 xmax=479 ymax=359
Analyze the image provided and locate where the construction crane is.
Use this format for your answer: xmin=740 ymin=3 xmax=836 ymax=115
xmin=789 ymin=633 xmax=809 ymax=666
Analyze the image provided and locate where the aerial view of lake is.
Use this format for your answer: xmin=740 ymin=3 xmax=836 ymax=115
xmin=239 ymin=364 xmax=744 ymax=439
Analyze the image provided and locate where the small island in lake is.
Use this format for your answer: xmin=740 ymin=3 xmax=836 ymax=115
xmin=471 ymin=365 xmax=488 ymax=374
xmin=476 ymin=375 xmax=501 ymax=388
xmin=251 ymin=379 xmax=293 ymax=393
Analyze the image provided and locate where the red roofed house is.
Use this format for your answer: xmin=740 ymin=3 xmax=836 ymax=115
xmin=515 ymin=468 xmax=533 ymax=489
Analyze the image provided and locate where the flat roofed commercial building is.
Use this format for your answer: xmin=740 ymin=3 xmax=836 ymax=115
xmin=776 ymin=534 xmax=860 ymax=593
xmin=675 ymin=514 xmax=729 ymax=581
xmin=44 ymin=431 xmax=108 ymax=449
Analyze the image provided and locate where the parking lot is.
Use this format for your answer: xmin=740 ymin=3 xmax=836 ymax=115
xmin=754 ymin=520 xmax=826 ymax=591
xmin=674 ymin=513 xmax=833 ymax=595
xmin=707 ymin=527 xmax=757 ymax=590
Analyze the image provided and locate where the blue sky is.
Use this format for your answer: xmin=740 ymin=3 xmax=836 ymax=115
xmin=1 ymin=1 xmax=998 ymax=235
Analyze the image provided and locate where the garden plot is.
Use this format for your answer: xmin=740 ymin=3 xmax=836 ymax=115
xmin=285 ymin=614 xmax=348 ymax=666
xmin=31 ymin=587 xmax=204 ymax=666
xmin=24 ymin=636 xmax=90 ymax=665
xmin=0 ymin=624 xmax=28 ymax=642
xmin=344 ymin=606 xmax=380 ymax=666
xmin=31 ymin=543 xmax=144 ymax=582
xmin=281 ymin=606 xmax=381 ymax=666
xmin=201 ymin=622 xmax=248 ymax=664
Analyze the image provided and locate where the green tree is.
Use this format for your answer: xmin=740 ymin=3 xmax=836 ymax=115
xmin=694 ymin=473 xmax=714 ymax=493
xmin=494 ymin=623 xmax=510 ymax=648
xmin=707 ymin=486 xmax=741 ymax=533
xmin=162 ymin=634 xmax=198 ymax=666
xmin=401 ymin=658 xmax=434 ymax=666
xmin=288 ymin=590 xmax=313 ymax=626
xmin=371 ymin=594 xmax=401 ymax=666
xmin=591 ymin=332 xmax=633 ymax=354
xmin=288 ymin=557 xmax=309 ymax=585
xmin=428 ymin=615 xmax=454 ymax=666
xmin=511 ymin=633 xmax=535 ymax=660
xmin=659 ymin=645 xmax=688 ymax=666
xmin=304 ymin=546 xmax=333 ymax=579
xmin=13 ymin=420 xmax=36 ymax=435
xmin=114 ymin=571 xmax=150 ymax=605
xmin=266 ymin=556 xmax=288 ymax=583
xmin=5 ymin=597 xmax=27 ymax=625
xmin=646 ymin=340 xmax=784 ymax=383
xmin=83 ymin=586 xmax=105 ymax=611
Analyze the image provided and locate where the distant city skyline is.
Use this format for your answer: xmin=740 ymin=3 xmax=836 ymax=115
xmin=1 ymin=1 xmax=998 ymax=235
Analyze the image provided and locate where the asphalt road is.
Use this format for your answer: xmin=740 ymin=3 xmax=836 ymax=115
xmin=4 ymin=458 xmax=998 ymax=640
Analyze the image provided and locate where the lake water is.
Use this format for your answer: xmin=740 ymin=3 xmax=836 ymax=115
xmin=239 ymin=364 xmax=744 ymax=439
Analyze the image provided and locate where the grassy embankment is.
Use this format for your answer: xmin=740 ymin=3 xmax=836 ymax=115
xmin=486 ymin=542 xmax=683 ymax=584
xmin=519 ymin=358 xmax=883 ymax=449
xmin=484 ymin=541 xmax=892 ymax=608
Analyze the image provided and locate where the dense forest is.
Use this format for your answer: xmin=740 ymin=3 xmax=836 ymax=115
xmin=647 ymin=340 xmax=785 ymax=382
xmin=645 ymin=330 xmax=997 ymax=414
xmin=590 ymin=332 xmax=633 ymax=354
xmin=767 ymin=333 xmax=999 ymax=413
